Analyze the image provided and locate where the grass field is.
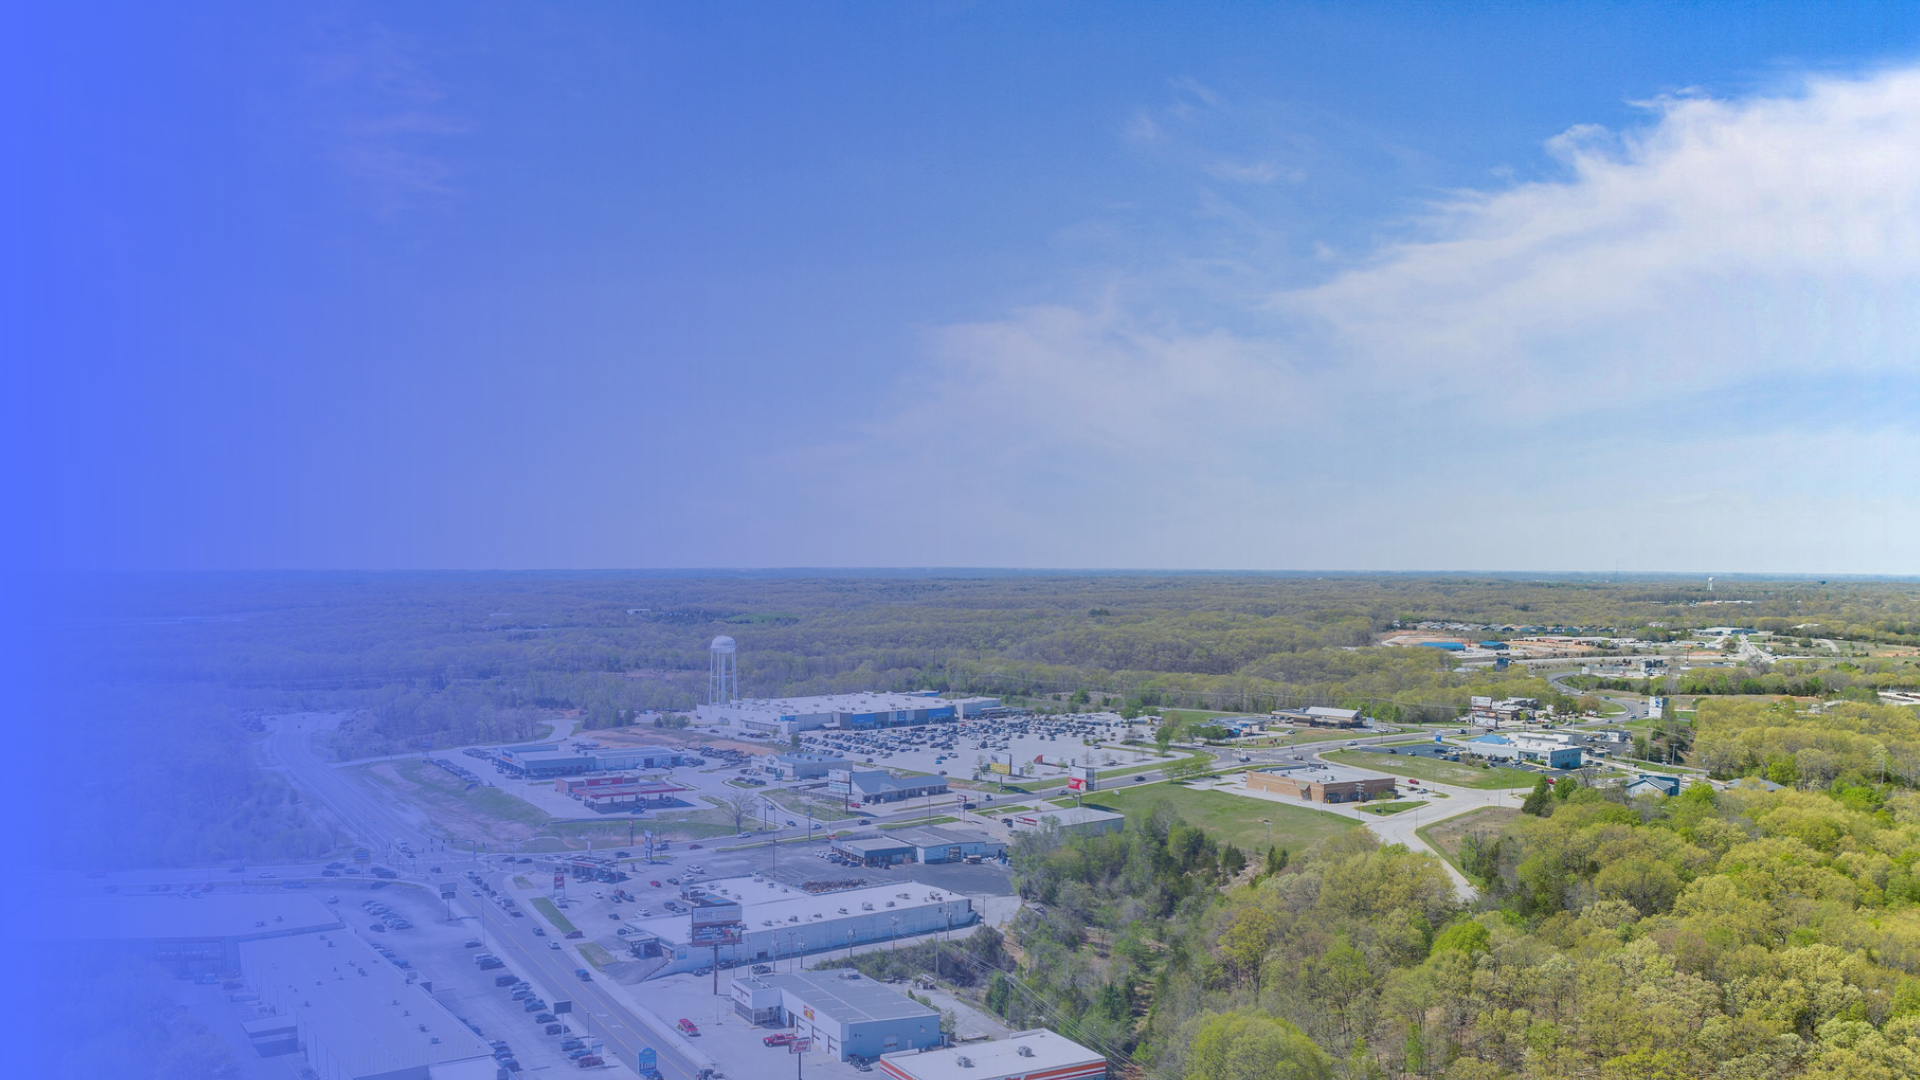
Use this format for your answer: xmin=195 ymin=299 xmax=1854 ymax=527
xmin=578 ymin=942 xmax=614 ymax=970
xmin=1415 ymin=806 xmax=1520 ymax=877
xmin=531 ymin=896 xmax=579 ymax=935
xmin=1083 ymin=784 xmax=1358 ymax=852
xmin=1359 ymin=800 xmax=1427 ymax=816
xmin=1323 ymin=750 xmax=1536 ymax=789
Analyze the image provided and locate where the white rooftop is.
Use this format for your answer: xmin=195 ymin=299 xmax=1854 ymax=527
xmin=629 ymin=876 xmax=961 ymax=943
xmin=880 ymin=1028 xmax=1106 ymax=1080
xmin=240 ymin=931 xmax=495 ymax=1079
xmin=55 ymin=892 xmax=343 ymax=942
xmin=706 ymin=692 xmax=948 ymax=717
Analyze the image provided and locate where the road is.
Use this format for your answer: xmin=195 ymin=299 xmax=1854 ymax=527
xmin=262 ymin=713 xmax=709 ymax=1079
xmin=467 ymin=871 xmax=706 ymax=1080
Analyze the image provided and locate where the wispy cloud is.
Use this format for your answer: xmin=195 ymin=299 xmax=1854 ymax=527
xmin=304 ymin=22 xmax=468 ymax=213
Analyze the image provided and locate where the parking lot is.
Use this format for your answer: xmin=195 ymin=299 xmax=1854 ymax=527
xmin=353 ymin=880 xmax=642 ymax=1077
xmin=787 ymin=711 xmax=1177 ymax=786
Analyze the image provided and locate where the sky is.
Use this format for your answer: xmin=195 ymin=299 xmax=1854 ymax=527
xmin=7 ymin=1 xmax=1920 ymax=573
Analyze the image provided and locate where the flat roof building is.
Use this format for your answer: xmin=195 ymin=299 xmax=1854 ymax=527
xmin=1468 ymin=733 xmax=1582 ymax=770
xmin=1004 ymin=805 xmax=1125 ymax=838
xmin=880 ymin=1029 xmax=1107 ymax=1080
xmin=889 ymin=825 xmax=1007 ymax=864
xmin=241 ymin=931 xmax=496 ymax=1080
xmin=696 ymin=692 xmax=998 ymax=737
xmin=627 ymin=877 xmax=977 ymax=978
xmin=1248 ymin=764 xmax=1396 ymax=804
xmin=61 ymin=893 xmax=345 ymax=978
xmin=834 ymin=835 xmax=920 ymax=867
xmin=732 ymin=969 xmax=944 ymax=1061
xmin=1274 ymin=706 xmax=1365 ymax=727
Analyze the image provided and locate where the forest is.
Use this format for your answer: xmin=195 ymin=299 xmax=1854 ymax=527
xmin=972 ymin=768 xmax=1920 ymax=1080
xmin=31 ymin=570 xmax=1920 ymax=872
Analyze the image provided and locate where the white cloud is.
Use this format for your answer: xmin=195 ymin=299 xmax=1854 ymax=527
xmin=801 ymin=64 xmax=1920 ymax=569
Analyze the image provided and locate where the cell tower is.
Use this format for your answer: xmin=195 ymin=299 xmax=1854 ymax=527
xmin=708 ymin=635 xmax=739 ymax=705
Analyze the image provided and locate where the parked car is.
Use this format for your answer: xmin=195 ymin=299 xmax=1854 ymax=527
xmin=565 ymin=930 xmax=584 ymax=939
xmin=763 ymin=1033 xmax=797 ymax=1047
xmin=576 ymin=1056 xmax=603 ymax=1068
xmin=677 ymin=1018 xmax=700 ymax=1036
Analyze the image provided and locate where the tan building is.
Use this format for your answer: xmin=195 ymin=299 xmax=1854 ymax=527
xmin=1248 ymin=765 xmax=1396 ymax=804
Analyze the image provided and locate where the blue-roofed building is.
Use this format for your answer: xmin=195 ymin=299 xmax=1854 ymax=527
xmin=1468 ymin=733 xmax=1582 ymax=770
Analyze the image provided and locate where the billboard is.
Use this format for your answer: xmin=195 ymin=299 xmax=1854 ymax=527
xmin=1648 ymin=696 xmax=1666 ymax=719
xmin=689 ymin=923 xmax=742 ymax=947
xmin=1066 ymin=776 xmax=1084 ymax=792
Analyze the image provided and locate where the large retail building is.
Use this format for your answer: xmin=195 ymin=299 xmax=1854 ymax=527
xmin=696 ymin=692 xmax=1001 ymax=736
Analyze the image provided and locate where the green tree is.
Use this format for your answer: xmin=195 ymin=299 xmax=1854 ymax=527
xmin=1183 ymin=1011 xmax=1333 ymax=1080
xmin=1521 ymin=775 xmax=1554 ymax=816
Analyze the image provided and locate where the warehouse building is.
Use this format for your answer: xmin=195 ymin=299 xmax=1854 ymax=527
xmin=626 ymin=877 xmax=978 ymax=977
xmin=880 ymin=1028 xmax=1106 ymax=1080
xmin=1247 ymin=764 xmax=1396 ymax=804
xmin=593 ymin=745 xmax=683 ymax=770
xmin=1273 ymin=706 xmax=1366 ymax=728
xmin=731 ymin=970 xmax=945 ymax=1061
xmin=833 ymin=835 xmax=920 ymax=867
xmin=891 ymin=825 xmax=1007 ymax=864
xmin=1004 ymin=805 xmax=1125 ymax=838
xmin=696 ymin=691 xmax=1001 ymax=737
xmin=499 ymin=744 xmax=683 ymax=778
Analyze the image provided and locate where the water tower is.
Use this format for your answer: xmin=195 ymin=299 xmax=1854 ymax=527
xmin=708 ymin=635 xmax=739 ymax=705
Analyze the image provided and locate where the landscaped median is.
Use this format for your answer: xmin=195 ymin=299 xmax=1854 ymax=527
xmin=578 ymin=942 xmax=614 ymax=970
xmin=530 ymin=896 xmax=579 ymax=935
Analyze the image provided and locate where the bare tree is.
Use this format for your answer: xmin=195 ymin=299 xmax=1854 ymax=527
xmin=722 ymin=791 xmax=760 ymax=832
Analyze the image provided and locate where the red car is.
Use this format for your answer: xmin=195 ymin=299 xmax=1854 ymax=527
xmin=677 ymin=1019 xmax=700 ymax=1036
xmin=649 ymin=880 xmax=661 ymax=888
xmin=763 ymin=1033 xmax=797 ymax=1047
xmin=576 ymin=1056 xmax=602 ymax=1068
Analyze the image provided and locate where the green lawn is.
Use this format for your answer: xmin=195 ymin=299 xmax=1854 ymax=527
xmin=1322 ymin=750 xmax=1537 ymax=789
xmin=531 ymin=897 xmax=578 ymax=935
xmin=1082 ymin=785 xmax=1358 ymax=852
xmin=880 ymin=815 xmax=961 ymax=829
xmin=578 ymin=942 xmax=614 ymax=970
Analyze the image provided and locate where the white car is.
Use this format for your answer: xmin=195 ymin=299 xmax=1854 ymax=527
xmin=548 ymin=941 xmax=560 ymax=950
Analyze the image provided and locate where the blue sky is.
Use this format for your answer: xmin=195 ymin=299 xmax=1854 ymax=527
xmin=7 ymin=2 xmax=1920 ymax=572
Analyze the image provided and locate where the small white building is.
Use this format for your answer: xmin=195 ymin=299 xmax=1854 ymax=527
xmin=879 ymin=1028 xmax=1107 ymax=1080
xmin=1004 ymin=805 xmax=1124 ymax=839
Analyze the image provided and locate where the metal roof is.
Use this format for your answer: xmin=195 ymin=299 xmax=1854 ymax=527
xmin=239 ymin=931 xmax=494 ymax=1079
xmin=880 ymin=1028 xmax=1106 ymax=1080
xmin=742 ymin=969 xmax=939 ymax=1026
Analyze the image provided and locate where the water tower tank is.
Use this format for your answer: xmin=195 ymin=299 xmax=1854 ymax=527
xmin=709 ymin=636 xmax=739 ymax=704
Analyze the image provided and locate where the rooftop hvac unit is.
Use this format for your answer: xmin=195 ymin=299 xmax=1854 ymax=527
xmin=1017 ymin=1045 xmax=1035 ymax=1057
xmin=955 ymin=1056 xmax=974 ymax=1068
